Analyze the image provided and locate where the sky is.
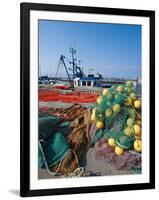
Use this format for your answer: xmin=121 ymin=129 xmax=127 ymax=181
xmin=39 ymin=20 xmax=141 ymax=79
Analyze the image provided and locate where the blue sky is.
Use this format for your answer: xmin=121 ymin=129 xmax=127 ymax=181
xmin=39 ymin=20 xmax=141 ymax=79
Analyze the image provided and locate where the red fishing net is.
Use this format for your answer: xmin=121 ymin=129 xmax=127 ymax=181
xmin=39 ymin=89 xmax=98 ymax=103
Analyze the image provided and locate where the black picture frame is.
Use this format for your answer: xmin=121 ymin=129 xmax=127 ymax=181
xmin=20 ymin=2 xmax=155 ymax=197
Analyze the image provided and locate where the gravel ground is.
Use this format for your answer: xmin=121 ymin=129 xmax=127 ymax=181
xmin=38 ymin=147 xmax=134 ymax=179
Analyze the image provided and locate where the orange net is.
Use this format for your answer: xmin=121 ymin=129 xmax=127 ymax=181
xmin=39 ymin=89 xmax=98 ymax=103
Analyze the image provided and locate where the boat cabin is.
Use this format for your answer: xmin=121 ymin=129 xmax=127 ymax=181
xmin=74 ymin=77 xmax=101 ymax=88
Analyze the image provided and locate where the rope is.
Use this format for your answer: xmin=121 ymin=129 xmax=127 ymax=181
xmin=39 ymin=140 xmax=63 ymax=176
xmin=39 ymin=140 xmax=83 ymax=177
xmin=67 ymin=167 xmax=84 ymax=178
xmin=124 ymin=94 xmax=141 ymax=120
xmin=71 ymin=149 xmax=79 ymax=166
xmin=130 ymin=104 xmax=141 ymax=120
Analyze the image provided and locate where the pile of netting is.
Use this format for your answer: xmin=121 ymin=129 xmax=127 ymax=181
xmin=38 ymin=104 xmax=92 ymax=177
xmin=39 ymin=104 xmax=87 ymax=121
xmin=89 ymin=81 xmax=142 ymax=172
xmin=39 ymin=89 xmax=98 ymax=103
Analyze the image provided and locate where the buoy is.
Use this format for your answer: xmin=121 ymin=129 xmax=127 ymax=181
xmin=102 ymin=88 xmax=109 ymax=95
xmin=96 ymin=121 xmax=104 ymax=129
xmin=105 ymin=108 xmax=112 ymax=117
xmin=116 ymin=85 xmax=124 ymax=93
xmin=97 ymin=96 xmax=102 ymax=104
xmin=133 ymin=124 xmax=141 ymax=136
xmin=134 ymin=99 xmax=141 ymax=109
xmin=113 ymin=104 xmax=121 ymax=113
xmin=115 ymin=146 xmax=124 ymax=156
xmin=108 ymin=138 xmax=116 ymax=147
xmin=134 ymin=140 xmax=142 ymax=152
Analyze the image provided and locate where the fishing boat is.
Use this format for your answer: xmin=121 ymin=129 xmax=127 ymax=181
xmin=39 ymin=48 xmax=141 ymax=95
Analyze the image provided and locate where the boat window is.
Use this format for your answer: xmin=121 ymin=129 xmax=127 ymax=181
xmin=93 ymin=81 xmax=96 ymax=86
xmin=74 ymin=81 xmax=76 ymax=86
xmin=87 ymin=81 xmax=91 ymax=86
xmin=82 ymin=81 xmax=86 ymax=86
xmin=78 ymin=80 xmax=80 ymax=86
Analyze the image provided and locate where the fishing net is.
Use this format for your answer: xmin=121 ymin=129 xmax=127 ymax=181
xmin=39 ymin=104 xmax=86 ymax=121
xmin=38 ymin=116 xmax=71 ymax=169
xmin=92 ymin=129 xmax=105 ymax=144
xmin=94 ymin=137 xmax=141 ymax=172
xmin=40 ymin=132 xmax=70 ymax=168
xmin=90 ymin=81 xmax=142 ymax=161
xmin=39 ymin=89 xmax=98 ymax=103
xmin=38 ymin=106 xmax=91 ymax=175
xmin=39 ymin=116 xmax=60 ymax=141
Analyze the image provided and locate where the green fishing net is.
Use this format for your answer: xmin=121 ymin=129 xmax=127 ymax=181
xmin=92 ymin=129 xmax=105 ymax=144
xmin=92 ymin=81 xmax=141 ymax=151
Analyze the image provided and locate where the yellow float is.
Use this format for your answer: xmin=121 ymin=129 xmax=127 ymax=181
xmin=113 ymin=104 xmax=121 ymax=113
xmin=96 ymin=121 xmax=104 ymax=129
xmin=115 ymin=146 xmax=124 ymax=156
xmin=124 ymin=127 xmax=133 ymax=136
xmin=105 ymin=108 xmax=112 ymax=117
xmin=102 ymin=88 xmax=109 ymax=96
xmin=133 ymin=124 xmax=141 ymax=136
xmin=116 ymin=85 xmax=124 ymax=93
xmin=108 ymin=138 xmax=116 ymax=147
xmin=134 ymin=99 xmax=141 ymax=109
xmin=97 ymin=96 xmax=102 ymax=104
xmin=134 ymin=140 xmax=142 ymax=152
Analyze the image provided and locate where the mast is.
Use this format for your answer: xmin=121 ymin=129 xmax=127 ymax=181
xmin=55 ymin=47 xmax=84 ymax=82
xmin=69 ymin=47 xmax=76 ymax=79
